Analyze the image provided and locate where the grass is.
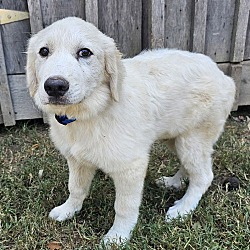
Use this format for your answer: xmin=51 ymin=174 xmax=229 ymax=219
xmin=0 ymin=115 xmax=249 ymax=250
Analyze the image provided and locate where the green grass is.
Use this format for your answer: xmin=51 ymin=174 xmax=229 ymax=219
xmin=0 ymin=117 xmax=249 ymax=250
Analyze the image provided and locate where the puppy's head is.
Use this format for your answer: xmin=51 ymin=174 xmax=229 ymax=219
xmin=26 ymin=17 xmax=123 ymax=117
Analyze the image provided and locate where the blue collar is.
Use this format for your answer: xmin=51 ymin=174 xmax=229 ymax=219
xmin=55 ymin=114 xmax=76 ymax=125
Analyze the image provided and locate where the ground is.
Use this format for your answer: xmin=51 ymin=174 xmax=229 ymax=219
xmin=0 ymin=112 xmax=249 ymax=250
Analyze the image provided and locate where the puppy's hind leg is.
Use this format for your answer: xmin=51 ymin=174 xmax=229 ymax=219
xmin=49 ymin=157 xmax=96 ymax=221
xmin=166 ymin=131 xmax=214 ymax=220
xmin=156 ymin=139 xmax=187 ymax=189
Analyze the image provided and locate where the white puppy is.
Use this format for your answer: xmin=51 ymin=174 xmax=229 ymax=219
xmin=26 ymin=17 xmax=235 ymax=245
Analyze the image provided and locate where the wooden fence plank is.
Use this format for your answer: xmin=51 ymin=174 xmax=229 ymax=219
xmin=218 ymin=63 xmax=230 ymax=76
xmin=41 ymin=0 xmax=85 ymax=27
xmin=0 ymin=106 xmax=3 ymax=124
xmin=229 ymin=63 xmax=242 ymax=111
xmin=192 ymin=0 xmax=208 ymax=53
xmin=244 ymin=14 xmax=250 ymax=60
xmin=0 ymin=33 xmax=16 ymax=126
xmin=205 ymin=0 xmax=235 ymax=62
xmin=117 ymin=0 xmax=142 ymax=57
xmin=98 ymin=0 xmax=141 ymax=57
xmin=85 ymin=0 xmax=98 ymax=27
xmin=142 ymin=0 xmax=152 ymax=50
xmin=151 ymin=0 xmax=165 ymax=48
xmin=239 ymin=61 xmax=250 ymax=106
xmin=164 ymin=0 xmax=193 ymax=51
xmin=27 ymin=0 xmax=44 ymax=34
xmin=243 ymin=1 xmax=250 ymax=60
xmin=230 ymin=0 xmax=249 ymax=62
xmin=0 ymin=0 xmax=30 ymax=74
xmin=98 ymin=0 xmax=118 ymax=49
xmin=1 ymin=20 xmax=30 ymax=74
xmin=8 ymin=75 xmax=42 ymax=120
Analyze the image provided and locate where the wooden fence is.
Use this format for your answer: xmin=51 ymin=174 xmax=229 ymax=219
xmin=0 ymin=0 xmax=250 ymax=126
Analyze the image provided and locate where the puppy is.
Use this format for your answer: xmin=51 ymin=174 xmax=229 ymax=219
xmin=26 ymin=17 xmax=235 ymax=245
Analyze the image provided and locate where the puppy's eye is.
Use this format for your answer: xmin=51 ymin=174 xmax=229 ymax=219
xmin=39 ymin=47 xmax=49 ymax=57
xmin=77 ymin=48 xmax=93 ymax=58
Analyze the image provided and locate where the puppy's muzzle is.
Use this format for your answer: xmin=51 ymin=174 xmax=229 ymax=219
xmin=44 ymin=76 xmax=69 ymax=97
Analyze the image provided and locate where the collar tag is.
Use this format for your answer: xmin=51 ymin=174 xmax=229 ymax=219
xmin=55 ymin=115 xmax=76 ymax=125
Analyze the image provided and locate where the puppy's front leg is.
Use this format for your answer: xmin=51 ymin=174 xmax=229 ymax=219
xmin=103 ymin=158 xmax=148 ymax=245
xmin=49 ymin=157 xmax=96 ymax=221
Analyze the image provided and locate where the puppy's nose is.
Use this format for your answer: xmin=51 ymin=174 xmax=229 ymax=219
xmin=44 ymin=77 xmax=69 ymax=97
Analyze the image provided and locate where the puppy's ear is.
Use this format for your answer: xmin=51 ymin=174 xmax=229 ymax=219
xmin=104 ymin=39 xmax=124 ymax=102
xmin=26 ymin=39 xmax=38 ymax=97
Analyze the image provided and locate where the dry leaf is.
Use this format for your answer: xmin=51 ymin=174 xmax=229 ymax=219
xmin=48 ymin=241 xmax=62 ymax=250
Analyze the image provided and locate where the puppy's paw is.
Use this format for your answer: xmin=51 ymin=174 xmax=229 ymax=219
xmin=100 ymin=229 xmax=130 ymax=249
xmin=165 ymin=199 xmax=195 ymax=222
xmin=49 ymin=202 xmax=81 ymax=221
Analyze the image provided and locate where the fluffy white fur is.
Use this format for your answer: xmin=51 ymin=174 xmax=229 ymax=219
xmin=26 ymin=17 xmax=235 ymax=245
